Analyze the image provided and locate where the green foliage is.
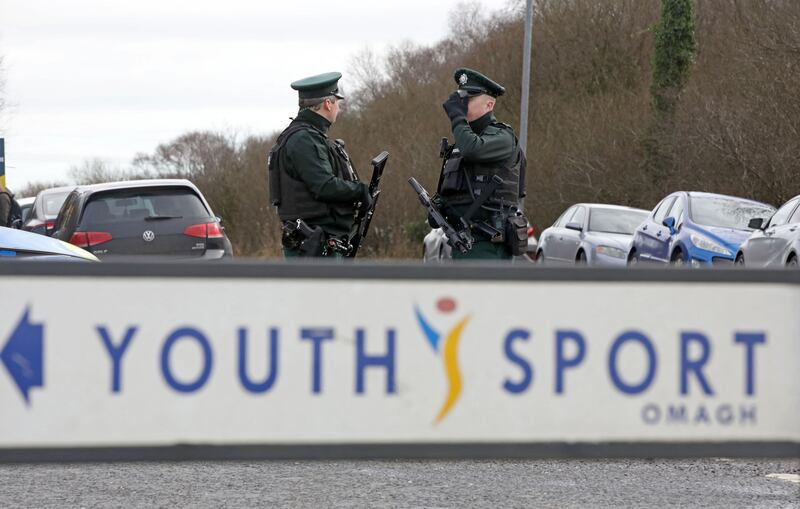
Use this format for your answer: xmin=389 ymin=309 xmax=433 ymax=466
xmin=651 ymin=0 xmax=696 ymax=114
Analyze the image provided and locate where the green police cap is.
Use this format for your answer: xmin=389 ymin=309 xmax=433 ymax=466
xmin=453 ymin=68 xmax=505 ymax=98
xmin=291 ymin=71 xmax=345 ymax=100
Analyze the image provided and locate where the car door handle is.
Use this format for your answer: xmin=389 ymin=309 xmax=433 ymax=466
xmin=643 ymin=225 xmax=648 ymax=231
xmin=790 ymin=227 xmax=797 ymax=233
xmin=656 ymin=231 xmax=662 ymax=237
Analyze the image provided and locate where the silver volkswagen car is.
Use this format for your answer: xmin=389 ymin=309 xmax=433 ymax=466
xmin=736 ymin=194 xmax=800 ymax=268
xmin=536 ymin=204 xmax=649 ymax=266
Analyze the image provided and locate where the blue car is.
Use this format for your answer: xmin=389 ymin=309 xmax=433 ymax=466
xmin=0 ymin=226 xmax=98 ymax=261
xmin=628 ymin=192 xmax=775 ymax=267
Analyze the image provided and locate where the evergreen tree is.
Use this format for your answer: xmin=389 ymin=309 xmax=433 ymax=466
xmin=651 ymin=0 xmax=696 ymax=115
xmin=642 ymin=0 xmax=696 ymax=185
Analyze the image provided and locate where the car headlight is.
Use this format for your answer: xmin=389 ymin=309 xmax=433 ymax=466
xmin=596 ymin=245 xmax=626 ymax=259
xmin=690 ymin=233 xmax=730 ymax=256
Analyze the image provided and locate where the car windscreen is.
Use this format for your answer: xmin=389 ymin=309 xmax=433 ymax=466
xmin=80 ymin=188 xmax=209 ymax=226
xmin=588 ymin=209 xmax=648 ymax=234
xmin=689 ymin=196 xmax=775 ymax=231
xmin=43 ymin=192 xmax=71 ymax=217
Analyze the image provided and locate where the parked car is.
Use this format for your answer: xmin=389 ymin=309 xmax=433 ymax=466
xmin=51 ymin=179 xmax=233 ymax=260
xmin=0 ymin=226 xmax=97 ymax=261
xmin=536 ymin=204 xmax=649 ymax=266
xmin=628 ymin=192 xmax=775 ymax=267
xmin=23 ymin=186 xmax=76 ymax=235
xmin=422 ymin=224 xmax=538 ymax=262
xmin=17 ymin=196 xmax=35 ymax=224
xmin=736 ymin=194 xmax=800 ymax=268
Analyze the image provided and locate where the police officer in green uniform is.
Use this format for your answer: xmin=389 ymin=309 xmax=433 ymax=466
xmin=438 ymin=68 xmax=525 ymax=260
xmin=268 ymin=72 xmax=370 ymax=258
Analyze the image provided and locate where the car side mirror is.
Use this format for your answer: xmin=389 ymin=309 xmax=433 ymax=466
xmin=748 ymin=217 xmax=765 ymax=230
xmin=565 ymin=222 xmax=583 ymax=232
xmin=662 ymin=216 xmax=678 ymax=234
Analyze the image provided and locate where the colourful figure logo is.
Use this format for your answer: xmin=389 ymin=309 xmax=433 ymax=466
xmin=414 ymin=297 xmax=470 ymax=424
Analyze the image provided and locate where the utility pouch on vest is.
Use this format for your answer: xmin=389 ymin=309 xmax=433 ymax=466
xmin=505 ymin=213 xmax=529 ymax=256
xmin=298 ymin=227 xmax=325 ymax=257
xmin=438 ymin=155 xmax=465 ymax=195
xmin=281 ymin=219 xmax=326 ymax=257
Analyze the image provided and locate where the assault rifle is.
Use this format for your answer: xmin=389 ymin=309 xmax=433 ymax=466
xmin=347 ymin=151 xmax=389 ymax=258
xmin=409 ymin=174 xmax=507 ymax=254
xmin=408 ymin=177 xmax=474 ymax=254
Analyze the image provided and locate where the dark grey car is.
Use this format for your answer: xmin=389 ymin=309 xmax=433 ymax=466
xmin=736 ymin=194 xmax=800 ymax=268
xmin=536 ymin=204 xmax=649 ymax=266
xmin=51 ymin=179 xmax=233 ymax=260
xmin=22 ymin=186 xmax=75 ymax=235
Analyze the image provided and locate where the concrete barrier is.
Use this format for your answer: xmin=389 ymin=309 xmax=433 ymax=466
xmin=1 ymin=261 xmax=798 ymax=461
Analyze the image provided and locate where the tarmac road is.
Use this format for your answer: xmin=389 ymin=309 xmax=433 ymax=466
xmin=1 ymin=458 xmax=798 ymax=508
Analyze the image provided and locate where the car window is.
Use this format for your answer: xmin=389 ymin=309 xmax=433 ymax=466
xmin=570 ymin=206 xmax=586 ymax=227
xmin=20 ymin=204 xmax=33 ymax=223
xmin=653 ymin=197 xmax=676 ymax=225
xmin=555 ymin=206 xmax=576 ymax=228
xmin=668 ymin=197 xmax=685 ymax=226
xmin=588 ymin=209 xmax=649 ymax=234
xmin=769 ymin=198 xmax=800 ymax=227
xmin=55 ymin=193 xmax=80 ymax=233
xmin=689 ymin=196 xmax=776 ymax=230
xmin=80 ymin=188 xmax=210 ymax=226
xmin=790 ymin=201 xmax=800 ymax=224
xmin=42 ymin=191 xmax=71 ymax=217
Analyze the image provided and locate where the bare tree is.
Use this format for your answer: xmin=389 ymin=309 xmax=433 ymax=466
xmin=69 ymin=158 xmax=136 ymax=185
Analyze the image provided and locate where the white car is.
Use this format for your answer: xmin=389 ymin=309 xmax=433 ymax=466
xmin=422 ymin=226 xmax=538 ymax=262
xmin=536 ymin=204 xmax=649 ymax=266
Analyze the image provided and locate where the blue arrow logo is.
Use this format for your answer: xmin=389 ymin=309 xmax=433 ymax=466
xmin=1 ymin=308 xmax=44 ymax=405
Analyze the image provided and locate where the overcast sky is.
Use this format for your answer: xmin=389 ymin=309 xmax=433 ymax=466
xmin=0 ymin=0 xmax=515 ymax=190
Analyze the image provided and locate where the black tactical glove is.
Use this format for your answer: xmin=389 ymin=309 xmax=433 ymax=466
xmin=442 ymin=91 xmax=468 ymax=122
xmin=359 ymin=183 xmax=375 ymax=213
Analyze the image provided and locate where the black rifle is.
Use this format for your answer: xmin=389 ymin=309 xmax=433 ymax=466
xmin=408 ymin=177 xmax=474 ymax=254
xmin=409 ymin=174 xmax=506 ymax=254
xmin=347 ymin=151 xmax=389 ymax=258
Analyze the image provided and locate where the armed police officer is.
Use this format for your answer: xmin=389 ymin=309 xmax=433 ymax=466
xmin=268 ymin=72 xmax=371 ymax=258
xmin=434 ymin=68 xmax=527 ymax=260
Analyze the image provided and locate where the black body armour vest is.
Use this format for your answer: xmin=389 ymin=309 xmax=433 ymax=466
xmin=268 ymin=120 xmax=357 ymax=222
xmin=437 ymin=122 xmax=525 ymax=210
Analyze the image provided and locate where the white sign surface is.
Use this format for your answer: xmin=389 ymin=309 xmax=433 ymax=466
xmin=1 ymin=276 xmax=798 ymax=447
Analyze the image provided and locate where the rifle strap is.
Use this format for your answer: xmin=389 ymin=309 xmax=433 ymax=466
xmin=462 ymin=175 xmax=503 ymax=222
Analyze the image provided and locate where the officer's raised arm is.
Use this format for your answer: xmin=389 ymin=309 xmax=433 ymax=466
xmin=442 ymin=69 xmax=515 ymax=162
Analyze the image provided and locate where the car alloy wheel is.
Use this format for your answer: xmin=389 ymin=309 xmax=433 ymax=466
xmin=735 ymin=254 xmax=745 ymax=267
xmin=576 ymin=251 xmax=587 ymax=264
xmin=672 ymin=250 xmax=685 ymax=266
xmin=788 ymin=255 xmax=798 ymax=268
xmin=627 ymin=251 xmax=638 ymax=266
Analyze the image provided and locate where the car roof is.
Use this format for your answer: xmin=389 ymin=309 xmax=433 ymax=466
xmin=17 ymin=197 xmax=35 ymax=206
xmin=0 ymin=226 xmax=96 ymax=260
xmin=684 ymin=191 xmax=774 ymax=208
xmin=75 ymin=179 xmax=199 ymax=193
xmin=577 ymin=203 xmax=650 ymax=214
xmin=72 ymin=179 xmax=214 ymax=214
xmin=36 ymin=185 xmax=76 ymax=196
